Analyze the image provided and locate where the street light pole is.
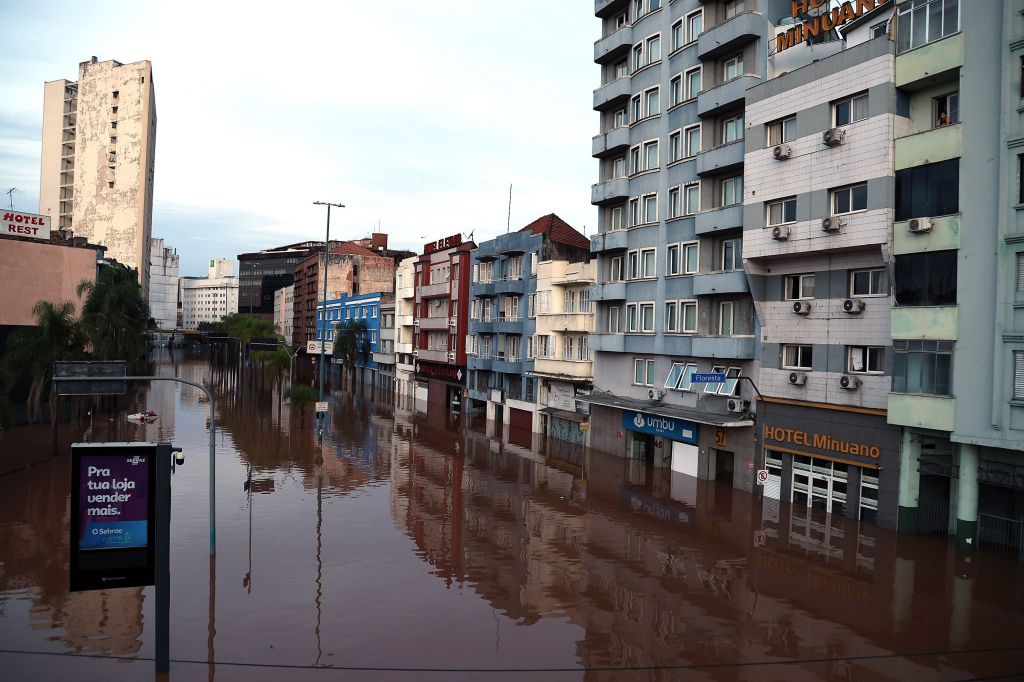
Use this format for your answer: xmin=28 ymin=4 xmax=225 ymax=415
xmin=313 ymin=201 xmax=344 ymax=441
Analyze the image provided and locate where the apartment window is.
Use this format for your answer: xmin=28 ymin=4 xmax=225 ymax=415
xmin=666 ymin=242 xmax=698 ymax=275
xmin=686 ymin=10 xmax=703 ymax=42
xmin=766 ymin=116 xmax=796 ymax=146
xmin=641 ymin=248 xmax=657 ymax=278
xmin=629 ymin=146 xmax=641 ymax=175
xmin=626 ymin=304 xmax=639 ymax=332
xmin=767 ymin=197 xmax=797 ymax=226
xmin=665 ymin=301 xmax=678 ymax=332
xmin=612 ymin=156 xmax=627 ymax=178
xmin=721 ymin=114 xmax=744 ymax=144
xmin=724 ymin=0 xmax=743 ymax=19
xmin=580 ymin=289 xmax=591 ymax=313
xmin=628 ymin=251 xmax=640 ymax=279
xmin=871 ymin=21 xmax=888 ymax=38
xmin=666 ymin=300 xmax=697 ymax=333
xmin=668 ymin=186 xmax=681 ymax=218
xmin=644 ymin=87 xmax=660 ymax=117
xmin=632 ymin=94 xmax=642 ymax=122
xmin=933 ymin=92 xmax=959 ymax=126
xmin=634 ymin=358 xmax=656 ymax=386
xmin=527 ymin=294 xmax=535 ymax=318
xmin=1019 ymin=155 xmax=1024 ymax=204
xmin=644 ymin=140 xmax=659 ymax=169
xmin=894 ymin=250 xmax=957 ymax=306
xmin=782 ymin=344 xmax=814 ymax=370
xmin=684 ymin=125 xmax=701 ymax=157
xmin=850 ymin=268 xmax=888 ymax=297
xmin=643 ymin=193 xmax=658 ymax=223
xmin=610 ymin=256 xmax=624 ymax=282
xmin=895 ymin=159 xmax=959 ymax=220
xmin=667 ymin=130 xmax=682 ymax=163
xmin=848 ymin=346 xmax=884 ymax=374
xmin=720 ymin=238 xmax=742 ymax=271
xmin=683 ymin=242 xmax=698 ymax=273
xmin=832 ymin=183 xmax=868 ymax=215
xmin=640 ymin=303 xmax=655 ymax=332
xmin=665 ymin=362 xmax=698 ymax=390
xmin=564 ymin=289 xmax=577 ymax=313
xmin=784 ymin=273 xmax=815 ymax=300
xmin=721 ymin=176 xmax=743 ymax=207
xmin=667 ymin=243 xmax=679 ymax=275
xmin=1017 ymin=252 xmax=1024 ymax=291
xmin=685 ymin=67 xmax=702 ymax=99
xmin=610 ymin=205 xmax=625 ymax=230
xmin=614 ymin=107 xmax=628 ymax=128
xmin=684 ymin=183 xmax=700 ymax=215
xmin=633 ymin=35 xmax=661 ymax=70
xmin=670 ymin=75 xmax=683 ymax=106
xmin=896 ymin=0 xmax=959 ymax=54
xmin=719 ymin=301 xmax=736 ymax=336
xmin=608 ymin=306 xmax=621 ymax=333
xmin=892 ymin=340 xmax=953 ymax=395
xmin=615 ymin=12 xmax=628 ymax=29
xmin=630 ymin=197 xmax=640 ymax=226
xmin=671 ymin=19 xmax=684 ymax=50
xmin=1014 ymin=351 xmax=1024 ymax=400
xmin=633 ymin=43 xmax=644 ymax=71
xmin=723 ymin=54 xmax=744 ymax=81
xmin=833 ymin=92 xmax=868 ymax=126
xmin=704 ymin=365 xmax=740 ymax=396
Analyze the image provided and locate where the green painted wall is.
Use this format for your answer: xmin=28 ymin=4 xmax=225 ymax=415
xmin=891 ymin=306 xmax=959 ymax=340
xmin=894 ymin=33 xmax=963 ymax=89
xmin=894 ymin=123 xmax=962 ymax=170
xmin=888 ymin=393 xmax=955 ymax=431
xmin=893 ymin=214 xmax=961 ymax=255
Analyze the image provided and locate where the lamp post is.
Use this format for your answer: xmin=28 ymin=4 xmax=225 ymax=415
xmin=313 ymin=201 xmax=344 ymax=441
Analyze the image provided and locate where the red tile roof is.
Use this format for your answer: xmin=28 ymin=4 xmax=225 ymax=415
xmin=518 ymin=214 xmax=590 ymax=251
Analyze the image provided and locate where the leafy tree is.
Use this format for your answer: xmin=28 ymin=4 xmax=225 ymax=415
xmin=76 ymin=265 xmax=151 ymax=365
xmin=285 ymin=384 xmax=317 ymax=428
xmin=332 ymin=319 xmax=368 ymax=377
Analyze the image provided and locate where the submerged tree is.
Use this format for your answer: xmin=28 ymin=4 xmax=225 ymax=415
xmin=332 ymin=318 xmax=368 ymax=380
xmin=76 ymin=264 xmax=152 ymax=366
xmin=285 ymin=384 xmax=317 ymax=429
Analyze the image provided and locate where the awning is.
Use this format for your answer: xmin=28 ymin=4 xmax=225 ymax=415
xmin=579 ymin=391 xmax=754 ymax=428
xmin=539 ymin=407 xmax=588 ymax=423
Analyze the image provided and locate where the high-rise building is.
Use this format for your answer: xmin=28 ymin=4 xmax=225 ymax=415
xmin=180 ymin=259 xmax=238 ymax=329
xmin=148 ymin=237 xmax=179 ymax=330
xmin=273 ymin=284 xmax=294 ymax=342
xmin=39 ymin=57 xmax=156 ymax=296
xmin=394 ymin=256 xmax=418 ymax=402
xmin=237 ymin=242 xmax=323 ymax=322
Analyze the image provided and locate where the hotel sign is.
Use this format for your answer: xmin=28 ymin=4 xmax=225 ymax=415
xmin=423 ymin=234 xmax=462 ymax=255
xmin=762 ymin=402 xmax=900 ymax=467
xmin=777 ymin=0 xmax=891 ymax=53
xmin=3 ymin=210 xmax=50 ymax=241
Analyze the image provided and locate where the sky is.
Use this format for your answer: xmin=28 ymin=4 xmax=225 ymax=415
xmin=0 ymin=0 xmax=599 ymax=276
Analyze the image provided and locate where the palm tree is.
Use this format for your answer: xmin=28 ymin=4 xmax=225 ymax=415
xmin=77 ymin=265 xmax=151 ymax=367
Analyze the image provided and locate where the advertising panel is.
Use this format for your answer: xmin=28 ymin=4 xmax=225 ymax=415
xmin=621 ymin=409 xmax=699 ymax=445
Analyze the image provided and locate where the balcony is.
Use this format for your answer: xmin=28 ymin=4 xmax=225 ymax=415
xmin=590 ymin=282 xmax=626 ymax=301
xmin=593 ymin=76 xmax=632 ymax=111
xmin=662 ymin=335 xmax=693 ymax=357
xmin=494 ymin=277 xmax=526 ymax=295
xmin=692 ymin=270 xmax=749 ymax=297
xmin=591 ymin=230 xmax=628 ymax=253
xmin=697 ymin=74 xmax=759 ymax=118
xmin=372 ymin=352 xmax=395 ymax=366
xmin=397 ymin=285 xmax=415 ymax=300
xmin=533 ymin=357 xmax=593 ymax=379
xmin=494 ymin=315 xmax=525 ymax=333
xmin=590 ymin=334 xmax=625 ymax=353
xmin=592 ymin=126 xmax=630 ymax=158
xmin=694 ymin=204 xmax=743 ymax=236
xmin=473 ymin=281 xmax=495 ymax=297
xmin=891 ymin=305 xmax=959 ymax=340
xmin=468 ymin=355 xmax=493 ymax=371
xmin=469 ymin=318 xmax=495 ymax=334
xmin=697 ymin=11 xmax=763 ymax=61
xmin=380 ymin=327 xmax=395 ymax=341
xmin=594 ymin=0 xmax=625 ymax=17
xmin=591 ymin=178 xmax=629 ymax=205
xmin=551 ymin=268 xmax=596 ymax=286
xmin=395 ymin=341 xmax=413 ymax=354
xmin=541 ymin=312 xmax=593 ymax=330
xmin=887 ymin=393 xmax=955 ymax=432
xmin=895 ymin=123 xmax=962 ymax=171
xmin=691 ymin=336 xmax=754 ymax=360
xmin=594 ymin=25 xmax=632 ymax=64
xmin=893 ymin=214 xmax=961 ymax=256
xmin=396 ymin=314 xmax=414 ymax=328
xmin=895 ymin=33 xmax=963 ymax=90
xmin=419 ymin=316 xmax=448 ymax=331
xmin=492 ymin=357 xmax=524 ymax=374
xmin=420 ymin=281 xmax=449 ymax=299
xmin=416 ymin=349 xmax=449 ymax=363
xmin=696 ymin=140 xmax=744 ymax=176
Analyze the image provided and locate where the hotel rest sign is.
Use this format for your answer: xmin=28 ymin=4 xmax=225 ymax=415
xmin=3 ymin=210 xmax=51 ymax=241
xmin=777 ymin=0 xmax=892 ymax=53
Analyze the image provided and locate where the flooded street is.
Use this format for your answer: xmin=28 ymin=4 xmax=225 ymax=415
xmin=2 ymin=352 xmax=1023 ymax=681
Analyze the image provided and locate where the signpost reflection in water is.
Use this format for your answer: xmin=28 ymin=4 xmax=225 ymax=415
xmin=0 ymin=352 xmax=1023 ymax=680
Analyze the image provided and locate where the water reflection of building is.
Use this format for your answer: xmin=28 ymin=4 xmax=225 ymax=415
xmin=389 ymin=423 xmax=1024 ymax=676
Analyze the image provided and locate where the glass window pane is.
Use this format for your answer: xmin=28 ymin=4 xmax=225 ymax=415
xmin=665 ymin=362 xmax=683 ymax=388
xmin=852 ymin=183 xmax=868 ymax=211
xmin=684 ymin=303 xmax=696 ymax=331
xmin=835 ymin=100 xmax=850 ymax=126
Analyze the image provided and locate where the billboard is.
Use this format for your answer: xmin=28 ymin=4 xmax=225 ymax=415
xmin=3 ymin=210 xmax=51 ymax=241
xmin=70 ymin=443 xmax=157 ymax=591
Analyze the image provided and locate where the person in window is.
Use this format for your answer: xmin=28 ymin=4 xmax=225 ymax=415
xmin=936 ymin=112 xmax=950 ymax=128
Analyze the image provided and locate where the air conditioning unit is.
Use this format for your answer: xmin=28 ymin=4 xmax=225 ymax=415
xmin=648 ymin=388 xmax=665 ymax=401
xmin=771 ymin=226 xmax=791 ymax=241
xmin=908 ymin=217 xmax=933 ymax=233
xmin=788 ymin=372 xmax=807 ymax=386
xmin=447 ymin=352 xmax=456 ymax=362
xmin=821 ymin=217 xmax=844 ymax=233
xmin=773 ymin=144 xmax=792 ymax=160
xmin=412 ymin=319 xmax=419 ymax=327
xmin=448 ymin=318 xmax=457 ymax=327
xmin=823 ymin=127 xmax=846 ymax=147
xmin=843 ymin=298 xmax=866 ymax=314
xmin=726 ymin=398 xmax=748 ymax=414
xmin=792 ymin=301 xmax=811 ymax=315
xmin=839 ymin=374 xmax=861 ymax=390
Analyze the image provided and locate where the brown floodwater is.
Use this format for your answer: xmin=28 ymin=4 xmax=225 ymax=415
xmin=1 ymin=351 xmax=1023 ymax=681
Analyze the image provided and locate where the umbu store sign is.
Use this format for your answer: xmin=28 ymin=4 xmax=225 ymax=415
xmin=622 ymin=409 xmax=699 ymax=446
xmin=777 ymin=0 xmax=892 ymax=53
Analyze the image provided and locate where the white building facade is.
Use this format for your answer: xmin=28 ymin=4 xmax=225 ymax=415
xmin=148 ymin=237 xmax=179 ymax=329
xmin=181 ymin=258 xmax=238 ymax=329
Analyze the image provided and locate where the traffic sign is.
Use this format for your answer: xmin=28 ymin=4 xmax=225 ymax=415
xmin=692 ymin=373 xmax=725 ymax=383
xmin=756 ymin=469 xmax=769 ymax=485
xmin=54 ymin=361 xmax=128 ymax=396
xmin=753 ymin=530 xmax=766 ymax=547
xmin=315 ymin=401 xmax=328 ymax=414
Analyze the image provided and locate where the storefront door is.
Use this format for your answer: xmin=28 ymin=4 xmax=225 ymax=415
xmin=792 ymin=455 xmax=848 ymax=517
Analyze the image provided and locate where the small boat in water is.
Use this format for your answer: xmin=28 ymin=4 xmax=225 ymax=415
xmin=127 ymin=410 xmax=158 ymax=422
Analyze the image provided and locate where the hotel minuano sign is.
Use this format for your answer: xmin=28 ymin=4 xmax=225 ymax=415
xmin=776 ymin=0 xmax=891 ymax=53
xmin=3 ymin=210 xmax=50 ymax=241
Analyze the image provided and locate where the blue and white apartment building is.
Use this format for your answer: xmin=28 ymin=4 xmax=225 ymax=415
xmin=316 ymin=292 xmax=391 ymax=387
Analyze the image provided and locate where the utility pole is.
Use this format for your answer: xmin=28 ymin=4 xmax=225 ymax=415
xmin=313 ymin=201 xmax=345 ymax=442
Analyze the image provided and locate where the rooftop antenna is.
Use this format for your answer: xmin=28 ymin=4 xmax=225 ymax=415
xmin=506 ymin=184 xmax=512 ymax=234
xmin=5 ymin=187 xmax=15 ymax=210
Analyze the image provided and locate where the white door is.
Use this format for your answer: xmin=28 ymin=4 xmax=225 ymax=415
xmin=671 ymin=441 xmax=699 ymax=477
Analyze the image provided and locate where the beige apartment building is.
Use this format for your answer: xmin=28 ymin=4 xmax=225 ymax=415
xmin=394 ymin=256 xmax=417 ymax=402
xmin=39 ymin=57 xmax=157 ymax=296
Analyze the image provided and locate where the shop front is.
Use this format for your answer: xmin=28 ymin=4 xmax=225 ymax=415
xmin=414 ymin=361 xmax=465 ymax=430
xmin=620 ymin=408 xmax=700 ymax=474
xmin=761 ymin=402 xmax=901 ymax=530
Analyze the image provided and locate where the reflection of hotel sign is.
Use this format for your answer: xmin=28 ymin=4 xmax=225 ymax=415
xmin=777 ymin=0 xmax=891 ymax=53
xmin=758 ymin=551 xmax=872 ymax=601
xmin=423 ymin=234 xmax=462 ymax=254
xmin=764 ymin=426 xmax=881 ymax=459
xmin=622 ymin=409 xmax=698 ymax=445
xmin=415 ymin=361 xmax=464 ymax=383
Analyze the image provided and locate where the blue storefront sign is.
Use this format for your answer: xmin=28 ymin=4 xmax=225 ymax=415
xmin=621 ymin=409 xmax=699 ymax=445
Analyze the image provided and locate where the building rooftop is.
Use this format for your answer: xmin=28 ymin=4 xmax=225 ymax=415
xmin=519 ymin=213 xmax=590 ymax=252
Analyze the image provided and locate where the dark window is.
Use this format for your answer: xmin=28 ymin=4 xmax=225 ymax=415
xmin=1019 ymin=154 xmax=1024 ymax=205
xmin=892 ymin=340 xmax=953 ymax=396
xmin=894 ymin=250 xmax=957 ymax=306
xmin=895 ymin=158 xmax=959 ymax=221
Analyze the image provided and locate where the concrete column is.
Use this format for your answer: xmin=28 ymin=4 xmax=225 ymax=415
xmin=956 ymin=444 xmax=979 ymax=551
xmin=897 ymin=430 xmax=920 ymax=534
